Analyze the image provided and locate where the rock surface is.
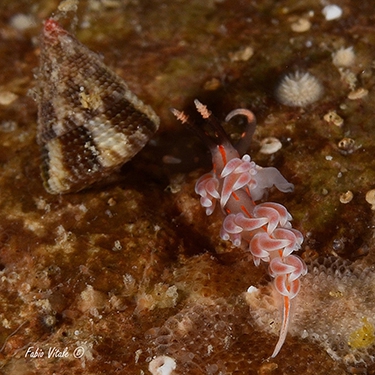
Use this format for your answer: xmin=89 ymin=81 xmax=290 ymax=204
xmin=1 ymin=0 xmax=375 ymax=374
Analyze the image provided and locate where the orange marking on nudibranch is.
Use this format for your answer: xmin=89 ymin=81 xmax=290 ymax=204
xmin=232 ymin=192 xmax=240 ymax=201
xmin=218 ymin=145 xmax=227 ymax=166
xmin=213 ymin=162 xmax=218 ymax=175
xmin=240 ymin=205 xmax=252 ymax=218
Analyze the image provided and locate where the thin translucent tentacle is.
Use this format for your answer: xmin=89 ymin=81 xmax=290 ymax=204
xmin=225 ymin=108 xmax=257 ymax=156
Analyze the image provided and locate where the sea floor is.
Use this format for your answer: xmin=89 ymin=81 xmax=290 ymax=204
xmin=1 ymin=0 xmax=375 ymax=374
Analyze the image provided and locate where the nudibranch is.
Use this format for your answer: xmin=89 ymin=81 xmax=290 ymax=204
xmin=172 ymin=100 xmax=307 ymax=357
xmin=37 ymin=18 xmax=159 ymax=194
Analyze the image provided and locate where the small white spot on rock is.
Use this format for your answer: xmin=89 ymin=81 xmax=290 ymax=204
xmin=348 ymin=88 xmax=368 ymax=100
xmin=259 ymin=137 xmax=282 ymax=154
xmin=339 ymin=191 xmax=353 ymax=204
xmin=322 ymin=5 xmax=343 ymax=21
xmin=0 ymin=120 xmax=17 ymax=132
xmin=247 ymin=285 xmax=259 ymax=294
xmin=9 ymin=13 xmax=36 ymax=30
xmin=290 ymin=18 xmax=311 ymax=33
xmin=337 ymin=137 xmax=359 ymax=154
xmin=112 ymin=240 xmax=122 ymax=251
xmin=323 ymin=111 xmax=343 ymax=127
xmin=0 ymin=91 xmax=18 ymax=106
xmin=58 ymin=0 xmax=79 ymax=12
xmin=332 ymin=46 xmax=355 ymax=68
xmin=148 ymin=355 xmax=176 ymax=375
xmin=229 ymin=46 xmax=254 ymax=62
xmin=365 ymin=190 xmax=375 ymax=210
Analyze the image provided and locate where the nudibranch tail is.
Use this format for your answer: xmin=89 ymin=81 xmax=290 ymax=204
xmin=271 ymin=295 xmax=291 ymax=358
xmin=172 ymin=101 xmax=306 ymax=358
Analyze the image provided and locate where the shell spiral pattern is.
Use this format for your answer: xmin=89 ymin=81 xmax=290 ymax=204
xmin=37 ymin=19 xmax=160 ymax=194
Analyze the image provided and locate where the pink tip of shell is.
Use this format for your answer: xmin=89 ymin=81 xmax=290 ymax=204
xmin=44 ymin=18 xmax=59 ymax=32
xmin=43 ymin=18 xmax=66 ymax=38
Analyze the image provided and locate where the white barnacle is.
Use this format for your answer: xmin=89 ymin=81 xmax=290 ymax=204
xmin=259 ymin=137 xmax=282 ymax=155
xmin=365 ymin=189 xmax=375 ymax=210
xmin=276 ymin=71 xmax=323 ymax=107
xmin=148 ymin=355 xmax=176 ymax=375
xmin=332 ymin=46 xmax=355 ymax=68
xmin=339 ymin=191 xmax=353 ymax=204
xmin=290 ymin=18 xmax=311 ymax=33
xmin=323 ymin=111 xmax=344 ymax=127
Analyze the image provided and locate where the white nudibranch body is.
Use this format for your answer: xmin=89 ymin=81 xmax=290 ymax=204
xmin=172 ymin=100 xmax=307 ymax=358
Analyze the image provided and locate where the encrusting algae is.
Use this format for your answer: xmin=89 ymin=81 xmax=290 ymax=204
xmin=348 ymin=318 xmax=375 ymax=350
xmin=246 ymin=257 xmax=375 ymax=368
